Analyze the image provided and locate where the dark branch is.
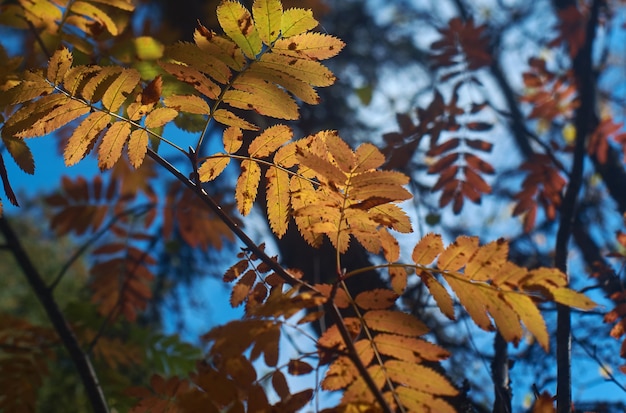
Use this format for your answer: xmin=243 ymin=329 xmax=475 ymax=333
xmin=0 ymin=216 xmax=110 ymax=413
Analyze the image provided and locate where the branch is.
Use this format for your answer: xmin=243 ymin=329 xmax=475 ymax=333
xmin=553 ymin=1 xmax=602 ymax=412
xmin=0 ymin=216 xmax=109 ymax=413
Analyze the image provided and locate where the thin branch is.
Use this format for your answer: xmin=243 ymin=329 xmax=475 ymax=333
xmin=0 ymin=216 xmax=109 ymax=413
xmin=553 ymin=1 xmax=602 ymax=412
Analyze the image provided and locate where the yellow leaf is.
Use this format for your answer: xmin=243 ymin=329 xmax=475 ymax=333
xmin=419 ymin=271 xmax=455 ymax=319
xmin=412 ymin=233 xmax=444 ymax=266
xmin=223 ymin=126 xmax=244 ymax=153
xmin=2 ymin=136 xmax=34 ymax=174
xmin=481 ymin=289 xmax=523 ymax=345
xmin=63 ymin=66 xmax=100 ymax=97
xmin=266 ymin=167 xmax=290 ymax=237
xmin=199 ymin=156 xmax=230 ymax=182
xmin=531 ymin=391 xmax=556 ymax=413
xmin=98 ymin=121 xmax=131 ymax=169
xmin=350 ymin=170 xmax=410 ymax=189
xmin=64 ymin=112 xmax=111 ymax=166
xmin=213 ymin=109 xmax=259 ymax=131
xmin=379 ymin=227 xmax=400 ymax=262
xmin=280 ymin=8 xmax=317 ymax=38
xmin=323 ymin=130 xmax=355 ymax=172
xmin=47 ymin=47 xmax=72 ymax=84
xmin=17 ymin=99 xmax=90 ymax=138
xmin=390 ymin=267 xmax=407 ymax=295
xmin=290 ymin=177 xmax=323 ymax=247
xmin=349 ymin=182 xmax=412 ymax=204
xmin=562 ymin=122 xmax=576 ymax=144
xmin=236 ymin=159 xmax=261 ymax=215
xmin=355 ymin=289 xmax=398 ymax=310
xmin=248 ymin=125 xmax=292 ymax=158
xmin=102 ymin=68 xmax=140 ymax=111
xmin=550 ymin=287 xmax=597 ymax=310
xmin=244 ymin=68 xmax=320 ymax=104
xmin=252 ymin=0 xmax=283 ymax=45
xmin=295 ymin=146 xmax=346 ymax=184
xmin=217 ymin=0 xmax=262 ymax=59
xmin=437 ymin=236 xmax=479 ymax=271
xmin=443 ymin=274 xmax=492 ymax=331
xmin=159 ymin=61 xmax=221 ymax=99
xmin=465 ymin=238 xmax=508 ymax=281
xmin=228 ymin=76 xmax=298 ymax=119
xmin=503 ymin=292 xmax=549 ymax=350
xmin=164 ymin=94 xmax=210 ymax=115
xmin=363 ymin=310 xmax=428 ymax=337
xmin=374 ymin=334 xmax=450 ymax=363
xmin=274 ymin=33 xmax=345 ymax=60
xmin=71 ymin=1 xmax=119 ymax=35
xmin=127 ymin=129 xmax=148 ymax=168
xmin=396 ymin=387 xmax=457 ymax=413
xmin=369 ymin=204 xmax=412 ymax=233
xmin=322 ymin=357 xmax=358 ymax=391
xmin=165 ymin=42 xmax=231 ymax=84
xmin=144 ymin=107 xmax=178 ymax=128
xmin=385 ymin=360 xmax=458 ymax=396
xmin=2 ymin=77 xmax=55 ymax=106
xmin=81 ymin=66 xmax=123 ymax=102
xmin=354 ymin=143 xmax=386 ymax=172
xmin=194 ymin=25 xmax=246 ymax=70
xmin=259 ymin=53 xmax=335 ymax=87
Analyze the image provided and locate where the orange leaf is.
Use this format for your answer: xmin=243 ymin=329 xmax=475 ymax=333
xmin=412 ymin=233 xmax=444 ymax=266
xmin=363 ymin=310 xmax=428 ymax=337
xmin=355 ymin=289 xmax=398 ymax=310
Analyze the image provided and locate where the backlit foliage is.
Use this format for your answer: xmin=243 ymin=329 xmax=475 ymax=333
xmin=0 ymin=0 xmax=615 ymax=412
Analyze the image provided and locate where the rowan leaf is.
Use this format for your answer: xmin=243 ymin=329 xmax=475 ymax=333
xmin=2 ymin=136 xmax=34 ymax=175
xmin=102 ymin=68 xmax=140 ymax=111
xmin=363 ymin=310 xmax=428 ymax=337
xmin=442 ymin=274 xmax=492 ymax=330
xmin=159 ymin=61 xmax=222 ymax=99
xmin=280 ymin=8 xmax=318 ymax=38
xmin=217 ymin=0 xmax=262 ymax=59
xmin=164 ymin=42 xmax=231 ymax=85
xmin=374 ymin=334 xmax=450 ymax=363
xmin=259 ymin=53 xmax=336 ymax=87
xmin=418 ymin=271 xmax=455 ymax=319
xmin=266 ymin=167 xmax=290 ymax=237
xmin=98 ymin=121 xmax=131 ymax=169
xmin=464 ymin=238 xmax=508 ymax=281
xmin=355 ymin=289 xmax=398 ymax=310
xmin=144 ymin=107 xmax=178 ymax=128
xmin=437 ymin=235 xmax=479 ymax=271
xmin=164 ymin=94 xmax=211 ymax=115
xmin=274 ymin=33 xmax=345 ymax=60
xmin=385 ymin=360 xmax=458 ymax=396
xmin=549 ymin=287 xmax=597 ymax=310
xmin=64 ymin=111 xmax=111 ymax=166
xmin=199 ymin=156 xmax=230 ymax=183
xmin=236 ymin=159 xmax=261 ymax=215
xmin=71 ymin=1 xmax=119 ymax=35
xmin=503 ymin=293 xmax=549 ymax=350
xmin=252 ymin=0 xmax=283 ymax=45
xmin=224 ymin=85 xmax=298 ymax=120
xmin=213 ymin=109 xmax=259 ymax=130
xmin=47 ymin=47 xmax=73 ymax=85
xmin=396 ymin=387 xmax=457 ymax=413
xmin=248 ymin=125 xmax=292 ymax=158
xmin=127 ymin=129 xmax=149 ymax=168
xmin=412 ymin=233 xmax=444 ymax=266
